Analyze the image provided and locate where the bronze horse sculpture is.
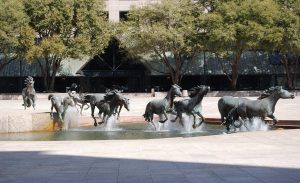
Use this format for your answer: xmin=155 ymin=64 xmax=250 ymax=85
xmin=48 ymin=94 xmax=76 ymax=130
xmin=172 ymin=85 xmax=210 ymax=129
xmin=93 ymin=90 xmax=130 ymax=127
xmin=143 ymin=84 xmax=182 ymax=129
xmin=218 ymin=86 xmax=295 ymax=132
xmin=68 ymin=91 xmax=90 ymax=115
xmin=22 ymin=76 xmax=36 ymax=110
xmin=85 ymin=89 xmax=124 ymax=125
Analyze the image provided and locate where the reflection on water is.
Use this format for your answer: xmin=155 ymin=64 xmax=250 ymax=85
xmin=0 ymin=123 xmax=223 ymax=141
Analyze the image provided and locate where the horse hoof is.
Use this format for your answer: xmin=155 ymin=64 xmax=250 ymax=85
xmin=192 ymin=125 xmax=196 ymax=129
xmin=94 ymin=123 xmax=97 ymax=127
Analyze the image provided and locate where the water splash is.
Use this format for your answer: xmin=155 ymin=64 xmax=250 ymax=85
xmin=236 ymin=117 xmax=270 ymax=132
xmin=63 ymin=106 xmax=79 ymax=130
xmin=179 ymin=114 xmax=205 ymax=133
xmin=103 ymin=116 xmax=121 ymax=131
xmin=146 ymin=114 xmax=205 ymax=133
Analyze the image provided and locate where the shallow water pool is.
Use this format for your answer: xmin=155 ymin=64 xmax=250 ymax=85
xmin=0 ymin=122 xmax=224 ymax=141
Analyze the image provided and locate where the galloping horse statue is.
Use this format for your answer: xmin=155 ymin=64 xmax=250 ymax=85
xmin=143 ymin=84 xmax=182 ymax=129
xmin=103 ymin=90 xmax=130 ymax=120
xmin=68 ymin=91 xmax=90 ymax=115
xmin=93 ymin=90 xmax=130 ymax=126
xmin=48 ymin=94 xmax=76 ymax=130
xmin=218 ymin=86 xmax=295 ymax=132
xmin=172 ymin=85 xmax=210 ymax=129
xmin=22 ymin=76 xmax=36 ymax=110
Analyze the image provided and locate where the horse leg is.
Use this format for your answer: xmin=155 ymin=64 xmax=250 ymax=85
xmin=148 ymin=113 xmax=156 ymax=130
xmin=268 ymin=114 xmax=278 ymax=127
xmin=32 ymin=98 xmax=36 ymax=110
xmin=191 ymin=113 xmax=197 ymax=129
xmin=117 ymin=105 xmax=122 ymax=120
xmin=58 ymin=112 xmax=63 ymax=130
xmin=23 ymin=97 xmax=27 ymax=110
xmin=159 ymin=111 xmax=168 ymax=123
xmin=75 ymin=103 xmax=81 ymax=113
xmin=29 ymin=99 xmax=33 ymax=109
xmin=194 ymin=112 xmax=205 ymax=128
xmin=150 ymin=120 xmax=156 ymax=130
xmin=79 ymin=104 xmax=84 ymax=115
xmin=90 ymin=104 xmax=98 ymax=126
xmin=171 ymin=113 xmax=179 ymax=122
xmin=50 ymin=105 xmax=54 ymax=119
xmin=226 ymin=124 xmax=230 ymax=133
xmin=98 ymin=111 xmax=105 ymax=125
xmin=178 ymin=113 xmax=184 ymax=127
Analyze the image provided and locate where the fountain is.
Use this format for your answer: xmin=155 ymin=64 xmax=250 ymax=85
xmin=0 ymin=84 xmax=295 ymax=140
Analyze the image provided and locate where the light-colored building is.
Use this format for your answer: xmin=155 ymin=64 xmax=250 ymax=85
xmin=105 ymin=0 xmax=159 ymax=22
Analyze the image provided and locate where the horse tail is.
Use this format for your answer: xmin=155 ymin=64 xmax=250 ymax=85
xmin=48 ymin=94 xmax=54 ymax=100
xmin=143 ymin=103 xmax=152 ymax=122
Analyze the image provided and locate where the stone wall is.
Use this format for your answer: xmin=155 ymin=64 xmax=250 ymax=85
xmin=0 ymin=113 xmax=53 ymax=133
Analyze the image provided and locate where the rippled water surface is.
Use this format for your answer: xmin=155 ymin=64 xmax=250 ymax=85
xmin=0 ymin=122 xmax=223 ymax=141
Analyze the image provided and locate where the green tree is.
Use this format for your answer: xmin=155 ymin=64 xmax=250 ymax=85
xmin=0 ymin=0 xmax=31 ymax=71
xmin=23 ymin=0 xmax=111 ymax=91
xmin=272 ymin=0 xmax=300 ymax=89
xmin=119 ymin=0 xmax=205 ymax=85
xmin=202 ymin=0 xmax=280 ymax=90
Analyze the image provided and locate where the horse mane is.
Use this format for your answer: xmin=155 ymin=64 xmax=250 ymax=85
xmin=104 ymin=89 xmax=122 ymax=101
xmin=188 ymin=85 xmax=205 ymax=98
xmin=48 ymin=94 xmax=54 ymax=100
xmin=258 ymin=86 xmax=282 ymax=99
xmin=172 ymin=84 xmax=181 ymax=89
xmin=24 ymin=76 xmax=34 ymax=86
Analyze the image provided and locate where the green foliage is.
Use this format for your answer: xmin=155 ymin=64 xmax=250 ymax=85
xmin=120 ymin=0 xmax=206 ymax=84
xmin=201 ymin=0 xmax=281 ymax=89
xmin=0 ymin=0 xmax=32 ymax=69
xmin=24 ymin=0 xmax=111 ymax=60
xmin=22 ymin=0 xmax=111 ymax=91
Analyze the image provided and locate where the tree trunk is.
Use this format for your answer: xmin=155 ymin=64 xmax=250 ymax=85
xmin=49 ymin=67 xmax=58 ymax=92
xmin=49 ymin=60 xmax=62 ymax=91
xmin=283 ymin=55 xmax=293 ymax=89
xmin=37 ymin=60 xmax=49 ymax=91
xmin=171 ymin=70 xmax=181 ymax=85
xmin=292 ymin=55 xmax=299 ymax=89
xmin=230 ymin=51 xmax=242 ymax=90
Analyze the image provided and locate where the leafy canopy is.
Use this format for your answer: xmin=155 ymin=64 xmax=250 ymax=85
xmin=0 ymin=0 xmax=32 ymax=62
xmin=24 ymin=0 xmax=111 ymax=62
xmin=121 ymin=0 xmax=204 ymax=57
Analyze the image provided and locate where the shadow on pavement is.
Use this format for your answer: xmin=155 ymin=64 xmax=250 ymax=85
xmin=0 ymin=151 xmax=299 ymax=183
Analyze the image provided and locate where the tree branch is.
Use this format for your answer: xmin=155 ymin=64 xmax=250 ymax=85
xmin=216 ymin=55 xmax=232 ymax=82
xmin=0 ymin=56 xmax=17 ymax=71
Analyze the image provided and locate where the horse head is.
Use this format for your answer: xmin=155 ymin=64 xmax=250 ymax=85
xmin=24 ymin=76 xmax=34 ymax=87
xmin=278 ymin=87 xmax=295 ymax=99
xmin=122 ymin=97 xmax=130 ymax=111
xmin=171 ymin=84 xmax=182 ymax=97
xmin=189 ymin=85 xmax=210 ymax=98
xmin=258 ymin=86 xmax=294 ymax=99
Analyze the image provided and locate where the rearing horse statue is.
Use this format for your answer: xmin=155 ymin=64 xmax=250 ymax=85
xmin=22 ymin=76 xmax=36 ymax=110
xmin=143 ymin=84 xmax=182 ymax=129
xmin=172 ymin=85 xmax=210 ymax=129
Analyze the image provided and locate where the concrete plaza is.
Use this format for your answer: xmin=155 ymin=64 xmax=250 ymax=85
xmin=0 ymin=129 xmax=300 ymax=183
xmin=0 ymin=93 xmax=300 ymax=182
